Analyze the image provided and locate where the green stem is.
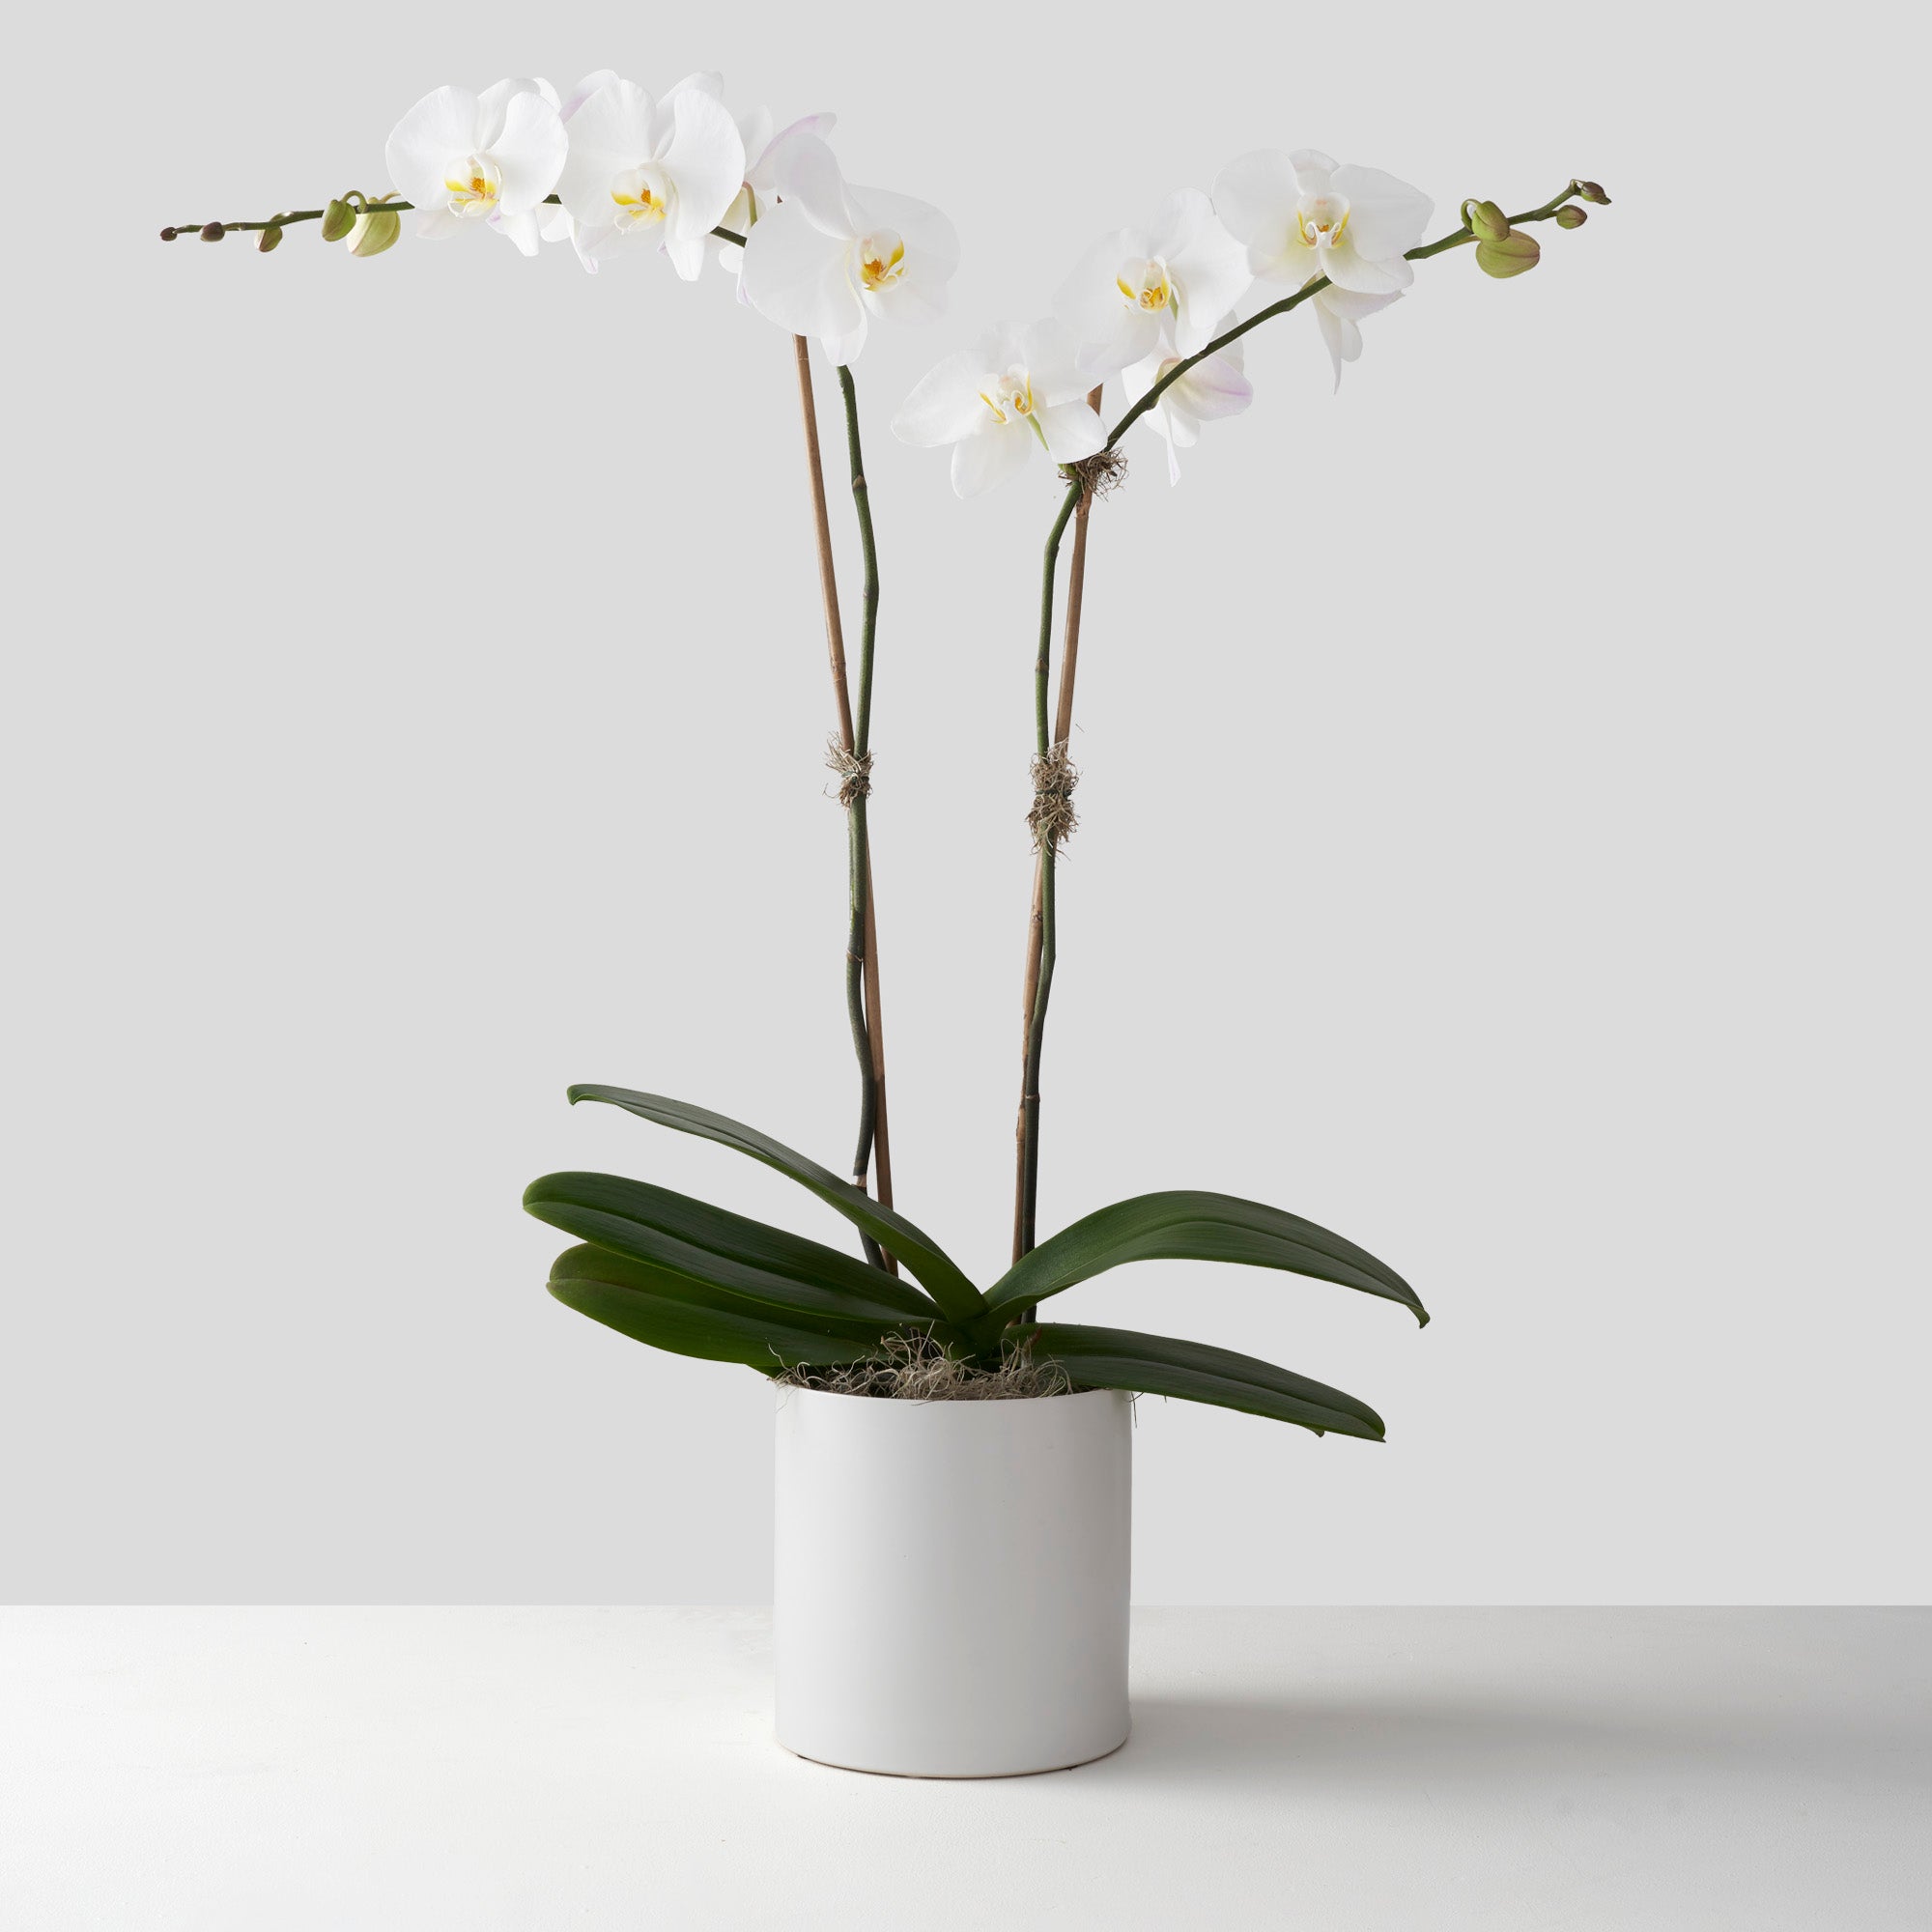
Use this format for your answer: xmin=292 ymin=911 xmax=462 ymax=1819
xmin=161 ymin=193 xmax=746 ymax=247
xmin=1107 ymin=183 xmax=1585 ymax=448
xmin=1014 ymin=481 xmax=1084 ymax=1260
xmin=834 ymin=363 xmax=892 ymax=1262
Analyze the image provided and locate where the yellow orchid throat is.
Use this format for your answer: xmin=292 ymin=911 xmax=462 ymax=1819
xmin=858 ymin=232 xmax=906 ymax=292
xmin=1295 ymin=195 xmax=1350 ymax=248
xmin=1115 ymin=258 xmax=1173 ymax=313
xmin=443 ymin=155 xmax=501 ymax=218
xmin=611 ymin=166 xmax=672 ymax=229
xmin=978 ymin=375 xmax=1036 ymax=426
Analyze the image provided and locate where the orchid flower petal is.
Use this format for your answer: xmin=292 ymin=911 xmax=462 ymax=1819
xmin=490 ymin=205 xmax=544 ymax=257
xmin=556 ymin=78 xmax=657 ymax=223
xmin=951 ymin=426 xmax=1031 ymax=498
xmin=1330 ymin=163 xmax=1433 ymax=260
xmin=1037 ymin=399 xmax=1106 ymax=463
xmin=742 ymin=201 xmax=862 ymax=348
xmin=773 ymin=131 xmax=860 ymax=237
xmin=892 ymin=350 xmax=997 ymax=446
xmin=558 ymin=71 xmax=617 ymax=121
xmin=1211 ymin=150 xmax=1302 ymax=272
xmin=384 ymin=87 xmax=483 ymax=210
xmin=661 ymin=86 xmax=747 ymax=278
xmin=491 ymin=90 xmax=567 ymax=213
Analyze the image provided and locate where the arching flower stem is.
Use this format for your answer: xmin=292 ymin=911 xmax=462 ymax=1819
xmin=1009 ymin=182 xmax=1589 ymax=1265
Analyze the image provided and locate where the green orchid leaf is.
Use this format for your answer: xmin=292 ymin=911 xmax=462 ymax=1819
xmin=524 ymin=1172 xmax=945 ymax=1331
xmin=1022 ymin=1322 xmax=1386 ymax=1439
xmin=548 ymin=1243 xmax=894 ymax=1369
xmin=566 ymin=1085 xmax=988 ymax=1326
xmin=983 ymin=1190 xmax=1426 ymax=1326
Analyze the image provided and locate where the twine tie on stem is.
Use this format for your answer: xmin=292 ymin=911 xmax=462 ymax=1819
xmin=1028 ymin=743 xmax=1079 ymax=854
xmin=826 ymin=741 xmax=874 ymax=807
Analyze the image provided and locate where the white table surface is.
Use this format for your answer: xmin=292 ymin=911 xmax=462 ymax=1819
xmin=3 ymin=1607 xmax=1926 ymax=1929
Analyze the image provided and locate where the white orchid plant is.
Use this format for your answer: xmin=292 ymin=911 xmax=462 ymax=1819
xmin=166 ymin=74 xmax=1606 ymax=1435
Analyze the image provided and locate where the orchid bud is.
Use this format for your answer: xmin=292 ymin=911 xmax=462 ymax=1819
xmin=1576 ymin=181 xmax=1611 ymax=205
xmin=348 ymin=207 xmax=401 ymax=258
xmin=1555 ymin=205 xmax=1587 ymax=230
xmin=1466 ymin=200 xmax=1511 ymax=242
xmin=320 ymin=199 xmax=356 ymax=243
xmin=159 ymin=226 xmax=179 ymax=242
xmin=258 ymin=224 xmax=284 ymax=253
xmin=1475 ymin=230 xmax=1541 ymax=278
xmin=199 ymin=222 xmax=225 ymax=242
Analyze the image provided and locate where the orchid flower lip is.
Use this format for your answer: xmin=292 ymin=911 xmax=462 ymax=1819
xmin=443 ymin=154 xmax=501 ymax=217
xmin=979 ymin=369 xmax=1036 ymax=425
xmin=857 ymin=231 xmax=905 ymax=291
xmin=1295 ymin=194 xmax=1350 ymax=246
xmin=611 ymin=163 xmax=672 ymax=227
xmin=1115 ymin=256 xmax=1173 ymax=313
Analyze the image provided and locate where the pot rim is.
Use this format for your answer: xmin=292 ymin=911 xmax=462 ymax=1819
xmin=772 ymin=1381 xmax=1123 ymax=1413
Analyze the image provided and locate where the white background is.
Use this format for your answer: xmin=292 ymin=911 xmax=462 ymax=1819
xmin=6 ymin=0 xmax=1923 ymax=1604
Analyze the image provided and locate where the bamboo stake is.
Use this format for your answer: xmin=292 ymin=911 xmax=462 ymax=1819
xmin=795 ymin=335 xmax=856 ymax=754
xmin=793 ymin=335 xmax=889 ymax=1269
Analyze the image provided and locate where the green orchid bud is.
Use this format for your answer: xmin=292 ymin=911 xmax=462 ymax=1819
xmin=320 ymin=199 xmax=356 ymax=243
xmin=348 ymin=207 xmax=402 ymax=258
xmin=1576 ymin=181 xmax=1611 ymax=205
xmin=199 ymin=222 xmax=225 ymax=242
xmin=1555 ymin=204 xmax=1587 ymax=229
xmin=1465 ymin=199 xmax=1511 ymax=242
xmin=1475 ymin=230 xmax=1541 ymax=278
xmin=258 ymin=224 xmax=284 ymax=253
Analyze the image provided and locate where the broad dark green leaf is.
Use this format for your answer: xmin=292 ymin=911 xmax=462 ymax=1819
xmin=524 ymin=1172 xmax=943 ymax=1329
xmin=983 ymin=1191 xmax=1426 ymax=1326
xmin=1023 ymin=1322 xmax=1386 ymax=1439
xmin=567 ymin=1085 xmax=988 ymax=1326
xmin=548 ymin=1243 xmax=891 ymax=1369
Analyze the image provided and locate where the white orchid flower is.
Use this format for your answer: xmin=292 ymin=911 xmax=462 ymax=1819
xmin=893 ymin=322 xmax=1105 ymax=499
xmin=384 ymin=79 xmax=567 ymax=259
xmin=1054 ymin=189 xmax=1252 ymax=382
xmin=1212 ymin=148 xmax=1432 ymax=298
xmin=1311 ymin=285 xmax=1402 ymax=390
xmin=742 ymin=133 xmax=957 ymax=364
xmin=1120 ymin=318 xmax=1253 ymax=485
xmin=555 ymin=73 xmax=746 ymax=279
xmin=713 ymin=108 xmax=838 ymax=278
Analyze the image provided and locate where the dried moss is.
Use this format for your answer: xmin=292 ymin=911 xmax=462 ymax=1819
xmin=776 ymin=1331 xmax=1074 ymax=1402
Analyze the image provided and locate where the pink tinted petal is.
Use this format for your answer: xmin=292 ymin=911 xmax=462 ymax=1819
xmin=773 ymin=131 xmax=858 ymax=237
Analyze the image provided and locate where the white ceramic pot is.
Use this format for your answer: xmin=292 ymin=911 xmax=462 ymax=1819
xmin=773 ymin=1383 xmax=1132 ymax=1777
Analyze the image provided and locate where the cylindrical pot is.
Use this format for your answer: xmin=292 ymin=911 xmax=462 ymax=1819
xmin=773 ymin=1384 xmax=1132 ymax=1777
